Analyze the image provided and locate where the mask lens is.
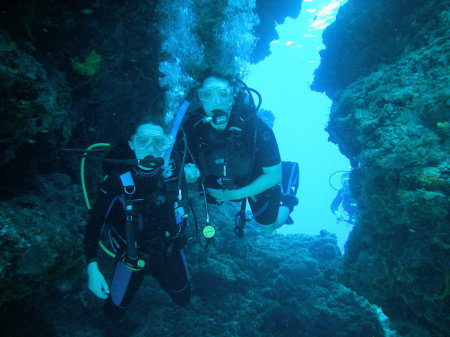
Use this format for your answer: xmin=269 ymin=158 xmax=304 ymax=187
xmin=198 ymin=87 xmax=233 ymax=103
xmin=198 ymin=88 xmax=214 ymax=102
xmin=133 ymin=134 xmax=169 ymax=151
xmin=218 ymin=87 xmax=232 ymax=100
xmin=152 ymin=137 xmax=169 ymax=151
xmin=133 ymin=135 xmax=151 ymax=149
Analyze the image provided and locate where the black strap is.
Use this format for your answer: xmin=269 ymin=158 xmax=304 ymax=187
xmin=123 ymin=196 xmax=142 ymax=260
xmin=232 ymin=125 xmax=257 ymax=237
xmin=233 ymin=199 xmax=247 ymax=238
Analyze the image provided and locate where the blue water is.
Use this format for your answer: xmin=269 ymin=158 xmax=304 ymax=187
xmin=246 ymin=0 xmax=352 ymax=250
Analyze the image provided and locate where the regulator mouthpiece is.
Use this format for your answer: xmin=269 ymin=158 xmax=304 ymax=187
xmin=139 ymin=156 xmax=164 ymax=169
xmin=211 ymin=109 xmax=229 ymax=125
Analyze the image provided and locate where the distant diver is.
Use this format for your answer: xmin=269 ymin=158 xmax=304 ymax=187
xmin=329 ymin=171 xmax=357 ymax=224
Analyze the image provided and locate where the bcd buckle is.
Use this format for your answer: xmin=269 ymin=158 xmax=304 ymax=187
xmin=122 ymin=255 xmax=146 ymax=271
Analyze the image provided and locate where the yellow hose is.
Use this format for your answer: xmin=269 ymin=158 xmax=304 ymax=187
xmin=81 ymin=143 xmax=110 ymax=209
xmin=99 ymin=240 xmax=116 ymax=258
xmin=80 ymin=143 xmax=118 ymax=258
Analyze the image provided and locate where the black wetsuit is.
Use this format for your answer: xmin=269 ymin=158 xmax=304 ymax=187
xmin=330 ymin=188 xmax=357 ymax=224
xmin=186 ymin=110 xmax=282 ymax=224
xmin=84 ymin=166 xmax=190 ymax=319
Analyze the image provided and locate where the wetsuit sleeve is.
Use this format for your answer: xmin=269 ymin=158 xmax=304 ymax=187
xmin=254 ymin=119 xmax=281 ymax=168
xmin=330 ymin=189 xmax=343 ymax=212
xmin=342 ymin=192 xmax=357 ymax=216
xmin=84 ymin=177 xmax=121 ymax=264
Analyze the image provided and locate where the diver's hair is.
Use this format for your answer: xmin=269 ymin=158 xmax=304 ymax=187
xmin=103 ymin=113 xmax=166 ymax=174
xmin=196 ymin=68 xmax=239 ymax=89
xmin=126 ymin=114 xmax=167 ymax=136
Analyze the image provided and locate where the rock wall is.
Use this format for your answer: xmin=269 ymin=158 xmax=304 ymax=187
xmin=313 ymin=0 xmax=450 ymax=336
xmin=252 ymin=0 xmax=302 ymax=62
xmin=312 ymin=0 xmax=449 ymax=99
xmin=0 ymin=0 xmax=163 ymax=182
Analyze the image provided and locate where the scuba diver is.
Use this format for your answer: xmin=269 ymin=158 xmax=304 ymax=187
xmin=84 ymin=115 xmax=193 ymax=324
xmin=330 ymin=171 xmax=357 ymax=224
xmin=183 ymin=74 xmax=299 ymax=235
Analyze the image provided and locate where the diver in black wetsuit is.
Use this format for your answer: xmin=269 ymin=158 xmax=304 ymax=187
xmin=184 ymin=75 xmax=299 ymax=235
xmin=330 ymin=172 xmax=357 ymax=224
xmin=84 ymin=117 xmax=193 ymax=323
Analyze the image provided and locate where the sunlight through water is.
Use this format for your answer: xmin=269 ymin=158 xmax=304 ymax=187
xmin=246 ymin=0 xmax=351 ymax=250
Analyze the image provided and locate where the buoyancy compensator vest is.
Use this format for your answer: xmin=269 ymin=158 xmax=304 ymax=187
xmin=186 ymin=81 xmax=259 ymax=194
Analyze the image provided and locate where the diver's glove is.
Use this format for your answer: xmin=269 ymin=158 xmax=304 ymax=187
xmin=87 ymin=261 xmax=110 ymax=299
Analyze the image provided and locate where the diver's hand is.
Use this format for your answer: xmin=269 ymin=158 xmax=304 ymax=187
xmin=87 ymin=261 xmax=110 ymax=299
xmin=207 ymin=188 xmax=241 ymax=202
xmin=184 ymin=163 xmax=200 ymax=183
xmin=334 ymin=211 xmax=344 ymax=223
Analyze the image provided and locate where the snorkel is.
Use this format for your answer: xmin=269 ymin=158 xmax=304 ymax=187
xmin=161 ymin=98 xmax=191 ymax=178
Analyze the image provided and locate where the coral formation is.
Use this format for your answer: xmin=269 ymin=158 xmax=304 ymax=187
xmin=312 ymin=0 xmax=449 ymax=99
xmin=313 ymin=0 xmax=450 ymax=336
xmin=0 ymin=173 xmax=86 ymax=307
xmin=0 ymin=31 xmax=71 ymax=168
xmin=251 ymin=0 xmax=301 ymax=62
xmin=0 ymin=168 xmax=389 ymax=337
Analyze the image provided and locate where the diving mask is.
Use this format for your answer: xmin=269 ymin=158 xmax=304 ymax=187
xmin=131 ymin=133 xmax=170 ymax=152
xmin=198 ymin=86 xmax=233 ymax=103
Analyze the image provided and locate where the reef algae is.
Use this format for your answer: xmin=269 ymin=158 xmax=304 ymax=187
xmin=71 ymin=50 xmax=102 ymax=77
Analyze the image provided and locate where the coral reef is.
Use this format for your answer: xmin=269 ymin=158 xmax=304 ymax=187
xmin=0 ymin=30 xmax=71 ymax=167
xmin=1 ymin=185 xmax=387 ymax=336
xmin=0 ymin=0 xmax=165 ymax=189
xmin=312 ymin=0 xmax=449 ymax=99
xmin=313 ymin=0 xmax=450 ymax=336
xmin=0 ymin=174 xmax=86 ymax=327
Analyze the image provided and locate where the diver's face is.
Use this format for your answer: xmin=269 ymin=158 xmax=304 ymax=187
xmin=198 ymin=77 xmax=234 ymax=129
xmin=128 ymin=124 xmax=169 ymax=166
